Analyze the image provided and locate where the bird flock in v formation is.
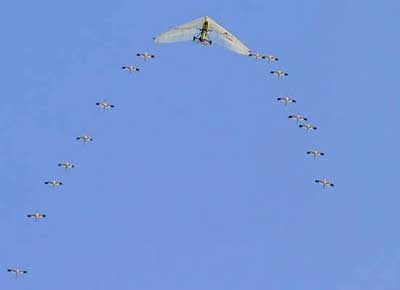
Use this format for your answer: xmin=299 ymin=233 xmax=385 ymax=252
xmin=248 ymin=54 xmax=334 ymax=189
xmin=7 ymin=16 xmax=334 ymax=279
xmin=6 ymin=51 xmax=155 ymax=278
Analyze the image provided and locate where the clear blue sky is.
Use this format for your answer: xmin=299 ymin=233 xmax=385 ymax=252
xmin=1 ymin=0 xmax=400 ymax=289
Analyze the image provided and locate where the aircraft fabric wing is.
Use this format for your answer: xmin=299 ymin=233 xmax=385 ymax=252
xmin=207 ymin=18 xmax=251 ymax=55
xmin=153 ymin=17 xmax=204 ymax=43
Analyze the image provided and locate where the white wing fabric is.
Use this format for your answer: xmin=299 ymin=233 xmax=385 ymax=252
xmin=206 ymin=18 xmax=251 ymax=55
xmin=153 ymin=17 xmax=204 ymax=43
xmin=153 ymin=16 xmax=251 ymax=56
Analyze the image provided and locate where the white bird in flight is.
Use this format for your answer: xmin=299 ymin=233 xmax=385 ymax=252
xmin=307 ymin=150 xmax=325 ymax=158
xmin=58 ymin=162 xmax=74 ymax=169
xmin=288 ymin=114 xmax=307 ymax=123
xmin=136 ymin=52 xmax=155 ymax=60
xmin=299 ymin=123 xmax=317 ymax=131
xmin=76 ymin=135 xmax=93 ymax=143
xmin=27 ymin=212 xmax=46 ymax=220
xmin=315 ymin=178 xmax=334 ymax=188
xmin=96 ymin=101 xmax=114 ymax=110
xmin=277 ymin=97 xmax=296 ymax=105
xmin=249 ymin=52 xmax=279 ymax=62
xmin=7 ymin=268 xmax=28 ymax=276
xmin=121 ymin=65 xmax=140 ymax=72
xmin=270 ymin=70 xmax=288 ymax=77
xmin=44 ymin=180 xmax=63 ymax=187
